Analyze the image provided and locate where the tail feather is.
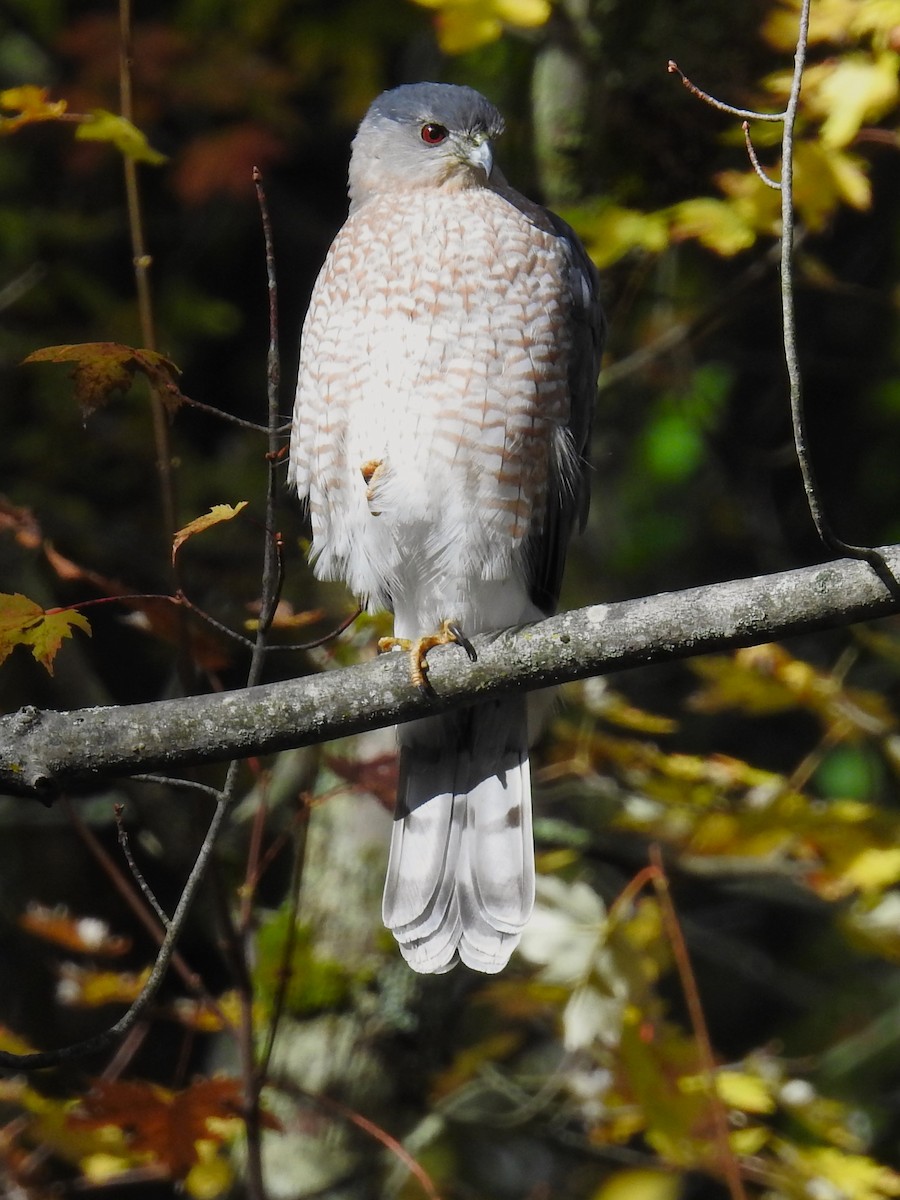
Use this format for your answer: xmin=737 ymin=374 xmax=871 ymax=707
xmin=382 ymin=700 xmax=535 ymax=974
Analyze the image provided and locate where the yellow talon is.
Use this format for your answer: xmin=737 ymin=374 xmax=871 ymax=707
xmin=378 ymin=619 xmax=477 ymax=692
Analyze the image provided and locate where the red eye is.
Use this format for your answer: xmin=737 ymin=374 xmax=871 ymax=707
xmin=421 ymin=122 xmax=449 ymax=145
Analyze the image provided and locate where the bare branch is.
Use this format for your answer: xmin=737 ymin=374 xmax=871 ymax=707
xmin=2 ymin=548 xmax=900 ymax=801
xmin=667 ymin=60 xmax=784 ymax=122
xmin=742 ymin=121 xmax=781 ymax=189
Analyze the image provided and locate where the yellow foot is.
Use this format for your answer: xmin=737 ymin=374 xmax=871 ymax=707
xmin=378 ymin=619 xmax=477 ymax=691
xmin=360 ymin=458 xmax=384 ymax=515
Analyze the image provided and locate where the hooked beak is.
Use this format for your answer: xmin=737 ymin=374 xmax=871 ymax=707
xmin=464 ymin=137 xmax=494 ymax=179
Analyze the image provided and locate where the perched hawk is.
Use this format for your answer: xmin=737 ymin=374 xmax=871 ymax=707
xmin=289 ymin=83 xmax=603 ymax=973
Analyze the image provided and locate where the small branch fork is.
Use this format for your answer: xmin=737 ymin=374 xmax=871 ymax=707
xmin=670 ymin=1 xmax=897 ymax=593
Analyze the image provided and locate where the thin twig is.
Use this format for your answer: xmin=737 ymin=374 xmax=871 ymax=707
xmin=179 ymin=393 xmax=269 ymax=434
xmin=0 ymin=790 xmax=232 ymax=1069
xmin=671 ymin=14 xmax=898 ymax=593
xmin=131 ymin=773 xmax=226 ymax=801
xmin=115 ymin=804 xmax=171 ymax=928
xmin=249 ymin=166 xmax=284 ymax=676
xmin=118 ymin=0 xmax=176 ymax=549
xmin=667 ymin=61 xmax=784 ymax=122
xmin=234 ymin=166 xmax=287 ymax=1200
xmin=0 ymin=263 xmax=46 ymax=313
xmin=777 ymin=0 xmax=892 ymax=581
xmin=257 ymin=796 xmax=309 ymax=1082
xmin=741 ymin=121 xmax=781 ymax=190
xmin=649 ymin=847 xmax=748 ymax=1200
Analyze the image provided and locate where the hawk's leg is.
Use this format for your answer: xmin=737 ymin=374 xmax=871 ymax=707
xmin=360 ymin=458 xmax=384 ymax=515
xmin=379 ymin=619 xmax=477 ymax=692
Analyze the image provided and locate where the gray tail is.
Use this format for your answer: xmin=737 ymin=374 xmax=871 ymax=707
xmin=381 ymin=698 xmax=535 ymax=973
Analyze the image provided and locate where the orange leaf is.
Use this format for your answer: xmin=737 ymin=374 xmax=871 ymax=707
xmin=0 ymin=592 xmax=90 ymax=674
xmin=0 ymin=85 xmax=68 ymax=134
xmin=19 ymin=905 xmax=130 ymax=956
xmin=0 ymin=495 xmax=42 ymax=550
xmin=23 ymin=342 xmax=187 ymax=417
xmin=69 ymin=1077 xmax=260 ymax=1180
xmin=172 ymin=503 xmax=248 ymax=565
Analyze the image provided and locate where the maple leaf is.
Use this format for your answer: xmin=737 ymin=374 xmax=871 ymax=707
xmin=22 ymin=342 xmax=188 ymax=417
xmin=0 ymin=85 xmax=68 ymax=133
xmin=172 ymin=503 xmax=249 ymax=565
xmin=69 ymin=1077 xmax=257 ymax=1180
xmin=0 ymin=592 xmax=90 ymax=675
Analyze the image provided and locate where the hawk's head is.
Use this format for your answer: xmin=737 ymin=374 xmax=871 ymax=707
xmin=348 ymin=82 xmax=505 ymax=208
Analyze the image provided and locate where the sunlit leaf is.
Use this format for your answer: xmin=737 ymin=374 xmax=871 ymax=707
xmin=172 ymin=503 xmax=249 ymax=565
xmin=0 ymin=592 xmax=90 ymax=674
xmin=668 ymin=197 xmax=757 ymax=256
xmin=57 ymin=964 xmax=151 ymax=1008
xmin=518 ymin=875 xmax=608 ymax=984
xmin=19 ymin=905 xmax=130 ymax=956
xmin=563 ymin=983 xmax=625 ymax=1050
xmin=763 ymin=0 xmax=870 ymax=49
xmin=185 ymin=1143 xmax=235 ymax=1200
xmin=593 ymin=1168 xmax=682 ymax=1200
xmin=69 ymin=1077 xmax=248 ymax=1182
xmin=409 ymin=0 xmax=551 ymax=52
xmin=802 ymin=52 xmax=900 ymax=147
xmin=75 ymin=109 xmax=167 ymax=164
xmin=773 ymin=1143 xmax=900 ymax=1200
xmin=0 ymin=85 xmax=68 ymax=133
xmin=565 ymin=201 xmax=670 ymax=269
xmin=689 ymin=645 xmax=893 ymax=735
xmin=716 ymin=1069 xmax=777 ymax=1114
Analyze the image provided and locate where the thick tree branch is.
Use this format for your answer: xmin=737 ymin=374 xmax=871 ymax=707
xmin=2 ymin=549 xmax=899 ymax=800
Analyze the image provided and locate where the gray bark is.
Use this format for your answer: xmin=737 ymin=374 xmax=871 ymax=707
xmin=2 ymin=547 xmax=899 ymax=800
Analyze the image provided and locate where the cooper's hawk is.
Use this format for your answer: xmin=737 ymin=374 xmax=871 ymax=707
xmin=289 ymin=83 xmax=603 ymax=973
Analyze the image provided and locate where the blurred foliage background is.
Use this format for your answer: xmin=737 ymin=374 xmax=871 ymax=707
xmin=5 ymin=0 xmax=900 ymax=1198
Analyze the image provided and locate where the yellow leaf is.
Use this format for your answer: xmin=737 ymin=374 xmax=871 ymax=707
xmin=668 ymin=197 xmax=757 ymax=256
xmin=593 ymin=1168 xmax=682 ymax=1200
xmin=811 ymin=52 xmax=900 ymax=147
xmin=730 ymin=1125 xmax=770 ymax=1154
xmin=776 ymin=1144 xmax=900 ymax=1200
xmin=81 ymin=1154 xmax=136 ymax=1185
xmin=172 ymin=503 xmax=249 ymax=565
xmin=185 ymin=1143 xmax=234 ymax=1200
xmin=825 ymin=146 xmax=873 ymax=209
xmin=435 ymin=9 xmax=503 ymax=52
xmin=0 ymin=85 xmax=68 ymax=133
xmin=715 ymin=1069 xmax=777 ymax=1114
xmin=764 ymin=0 xmax=866 ymax=49
xmin=57 ymin=965 xmax=151 ymax=1007
xmin=842 ymin=846 xmax=900 ymax=893
xmin=565 ymin=202 xmax=669 ymax=268
xmin=76 ymin=110 xmax=167 ymax=165
xmin=0 ymin=592 xmax=91 ymax=675
xmin=409 ymin=0 xmax=551 ymax=53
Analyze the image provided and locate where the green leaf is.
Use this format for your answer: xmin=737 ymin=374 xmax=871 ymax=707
xmin=75 ymin=110 xmax=167 ymax=165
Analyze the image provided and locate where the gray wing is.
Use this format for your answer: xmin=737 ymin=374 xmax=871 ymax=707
xmin=528 ymin=212 xmax=605 ymax=615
